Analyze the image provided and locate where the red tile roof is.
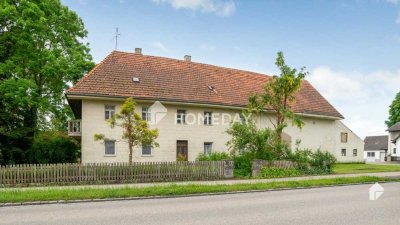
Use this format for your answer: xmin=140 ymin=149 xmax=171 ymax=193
xmin=66 ymin=51 xmax=343 ymax=119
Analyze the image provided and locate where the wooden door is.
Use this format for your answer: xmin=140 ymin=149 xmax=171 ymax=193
xmin=177 ymin=140 xmax=188 ymax=161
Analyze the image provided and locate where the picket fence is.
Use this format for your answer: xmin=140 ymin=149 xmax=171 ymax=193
xmin=0 ymin=161 xmax=225 ymax=186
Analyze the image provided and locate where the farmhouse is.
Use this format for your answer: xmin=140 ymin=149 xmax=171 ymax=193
xmin=387 ymin=122 xmax=400 ymax=161
xmin=66 ymin=49 xmax=364 ymax=163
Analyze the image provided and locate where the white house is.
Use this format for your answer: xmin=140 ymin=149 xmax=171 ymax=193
xmin=363 ymin=135 xmax=388 ymax=162
xmin=66 ymin=49 xmax=364 ymax=163
xmin=387 ymin=122 xmax=400 ymax=161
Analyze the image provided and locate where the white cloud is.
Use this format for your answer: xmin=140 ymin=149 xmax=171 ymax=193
xmin=152 ymin=0 xmax=236 ymax=17
xmin=153 ymin=41 xmax=168 ymax=51
xmin=308 ymin=66 xmax=400 ymax=138
xmin=386 ymin=0 xmax=400 ymax=5
xmin=199 ymin=43 xmax=215 ymax=51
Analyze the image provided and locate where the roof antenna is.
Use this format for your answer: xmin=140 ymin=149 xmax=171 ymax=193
xmin=114 ymin=27 xmax=120 ymax=50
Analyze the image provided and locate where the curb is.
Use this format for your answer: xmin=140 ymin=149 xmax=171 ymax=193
xmin=1 ymin=180 xmax=398 ymax=207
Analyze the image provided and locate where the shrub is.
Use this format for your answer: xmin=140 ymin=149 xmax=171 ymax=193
xmin=309 ymin=150 xmax=337 ymax=173
xmin=196 ymin=152 xmax=231 ymax=161
xmin=233 ymin=153 xmax=254 ymax=177
xmin=27 ymin=132 xmax=80 ymax=164
xmin=259 ymin=167 xmax=301 ymax=178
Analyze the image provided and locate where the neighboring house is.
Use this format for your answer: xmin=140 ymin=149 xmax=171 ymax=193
xmin=387 ymin=122 xmax=400 ymax=161
xmin=363 ymin=135 xmax=388 ymax=162
xmin=66 ymin=49 xmax=364 ymax=163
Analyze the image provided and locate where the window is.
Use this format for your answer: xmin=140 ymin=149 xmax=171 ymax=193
xmin=367 ymin=152 xmax=375 ymax=157
xmin=394 ymin=148 xmax=397 ymax=154
xmin=105 ymin=140 xmax=115 ymax=155
xmin=353 ymin=149 xmax=357 ymax=157
xmin=341 ymin=149 xmax=346 ymax=156
xmin=142 ymin=144 xmax=152 ymax=156
xmin=105 ymin=105 xmax=115 ymax=120
xmin=177 ymin=110 xmax=186 ymax=124
xmin=142 ymin=107 xmax=151 ymax=122
xmin=340 ymin=132 xmax=348 ymax=143
xmin=204 ymin=112 xmax=212 ymax=125
xmin=204 ymin=142 xmax=213 ymax=155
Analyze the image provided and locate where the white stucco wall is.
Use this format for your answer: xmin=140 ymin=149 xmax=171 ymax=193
xmin=388 ymin=131 xmax=399 ymax=157
xmin=364 ymin=150 xmax=386 ymax=162
xmin=80 ymin=99 xmax=364 ymax=163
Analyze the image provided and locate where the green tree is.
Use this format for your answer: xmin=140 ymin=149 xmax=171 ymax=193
xmin=386 ymin=92 xmax=400 ymax=128
xmin=248 ymin=51 xmax=307 ymax=143
xmin=0 ymin=0 xmax=94 ymax=162
xmin=94 ymin=98 xmax=159 ymax=164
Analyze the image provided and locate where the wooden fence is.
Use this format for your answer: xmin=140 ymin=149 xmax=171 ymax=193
xmin=0 ymin=161 xmax=227 ymax=187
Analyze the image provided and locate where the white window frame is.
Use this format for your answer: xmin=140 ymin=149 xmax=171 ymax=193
xmin=367 ymin=152 xmax=375 ymax=157
xmin=204 ymin=112 xmax=212 ymax=125
xmin=177 ymin=110 xmax=186 ymax=124
xmin=104 ymin=140 xmax=116 ymax=156
xmin=353 ymin=149 xmax=357 ymax=157
xmin=141 ymin=144 xmax=152 ymax=156
xmin=394 ymin=148 xmax=397 ymax=154
xmin=341 ymin=148 xmax=346 ymax=156
xmin=142 ymin=106 xmax=151 ymax=122
xmin=105 ymin=105 xmax=116 ymax=120
xmin=204 ymin=142 xmax=213 ymax=155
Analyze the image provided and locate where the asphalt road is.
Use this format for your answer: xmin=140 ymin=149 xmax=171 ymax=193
xmin=1 ymin=183 xmax=399 ymax=225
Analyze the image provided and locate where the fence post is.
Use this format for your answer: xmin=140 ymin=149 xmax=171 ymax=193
xmin=223 ymin=160 xmax=234 ymax=179
xmin=252 ymin=159 xmax=265 ymax=177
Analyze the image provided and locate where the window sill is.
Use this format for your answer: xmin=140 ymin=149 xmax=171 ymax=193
xmin=104 ymin=155 xmax=116 ymax=157
xmin=141 ymin=155 xmax=153 ymax=157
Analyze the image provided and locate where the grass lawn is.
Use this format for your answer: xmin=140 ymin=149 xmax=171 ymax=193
xmin=0 ymin=176 xmax=398 ymax=204
xmin=334 ymin=163 xmax=400 ymax=174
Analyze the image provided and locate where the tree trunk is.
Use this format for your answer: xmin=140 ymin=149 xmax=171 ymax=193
xmin=128 ymin=141 xmax=133 ymax=165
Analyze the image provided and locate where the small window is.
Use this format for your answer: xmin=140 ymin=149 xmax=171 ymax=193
xmin=105 ymin=105 xmax=116 ymax=120
xmin=204 ymin=142 xmax=213 ymax=155
xmin=340 ymin=132 xmax=348 ymax=143
xmin=394 ymin=148 xmax=397 ymax=154
xmin=142 ymin=144 xmax=152 ymax=156
xmin=353 ymin=149 xmax=357 ymax=157
xmin=177 ymin=110 xmax=186 ymax=124
xmin=341 ymin=148 xmax=346 ymax=156
xmin=204 ymin=112 xmax=212 ymax=125
xmin=142 ymin=107 xmax=151 ymax=122
xmin=367 ymin=152 xmax=375 ymax=157
xmin=105 ymin=140 xmax=115 ymax=155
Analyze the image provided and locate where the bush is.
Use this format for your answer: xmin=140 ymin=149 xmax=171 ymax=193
xmin=309 ymin=150 xmax=337 ymax=173
xmin=27 ymin=132 xmax=80 ymax=164
xmin=259 ymin=167 xmax=301 ymax=178
xmin=233 ymin=153 xmax=254 ymax=178
xmin=196 ymin=152 xmax=231 ymax=161
xmin=287 ymin=148 xmax=337 ymax=174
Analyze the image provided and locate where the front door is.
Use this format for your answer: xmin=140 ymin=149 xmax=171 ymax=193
xmin=177 ymin=140 xmax=188 ymax=161
xmin=380 ymin=152 xmax=386 ymax=162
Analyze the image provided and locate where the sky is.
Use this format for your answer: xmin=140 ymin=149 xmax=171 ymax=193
xmin=62 ymin=0 xmax=400 ymax=138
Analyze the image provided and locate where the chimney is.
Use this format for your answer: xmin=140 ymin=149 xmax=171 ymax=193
xmin=135 ymin=48 xmax=142 ymax=55
xmin=184 ymin=55 xmax=191 ymax=62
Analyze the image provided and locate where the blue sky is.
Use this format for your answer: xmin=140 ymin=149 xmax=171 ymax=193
xmin=63 ymin=0 xmax=400 ymax=138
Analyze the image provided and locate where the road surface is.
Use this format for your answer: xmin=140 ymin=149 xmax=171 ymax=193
xmin=1 ymin=183 xmax=399 ymax=225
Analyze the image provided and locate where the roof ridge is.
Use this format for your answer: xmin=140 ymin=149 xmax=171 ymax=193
xmin=112 ymin=50 xmax=272 ymax=79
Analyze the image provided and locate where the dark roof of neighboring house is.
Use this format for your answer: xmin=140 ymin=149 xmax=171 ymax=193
xmin=66 ymin=51 xmax=343 ymax=119
xmin=364 ymin=135 xmax=388 ymax=151
xmin=387 ymin=122 xmax=400 ymax=132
